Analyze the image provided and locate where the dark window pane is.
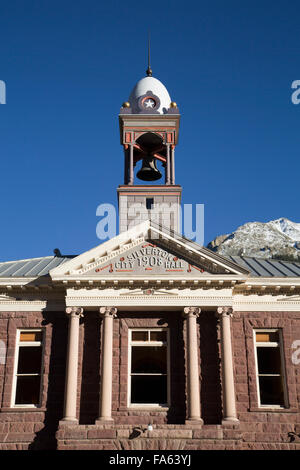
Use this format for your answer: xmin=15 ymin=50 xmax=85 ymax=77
xmin=256 ymin=332 xmax=279 ymax=343
xmin=17 ymin=347 xmax=42 ymax=374
xmin=150 ymin=331 xmax=167 ymax=342
xmin=20 ymin=331 xmax=42 ymax=342
xmin=15 ymin=376 xmax=41 ymax=405
xmin=257 ymin=347 xmax=281 ymax=374
xmin=132 ymin=331 xmax=148 ymax=341
xmin=131 ymin=346 xmax=167 ymax=373
xmin=131 ymin=375 xmax=167 ymax=404
xmin=146 ymin=198 xmax=154 ymax=210
xmin=259 ymin=376 xmax=285 ymax=406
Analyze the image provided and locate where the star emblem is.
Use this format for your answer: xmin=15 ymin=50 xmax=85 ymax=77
xmin=144 ymin=98 xmax=155 ymax=108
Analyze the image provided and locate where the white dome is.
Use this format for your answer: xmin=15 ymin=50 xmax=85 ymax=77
xmin=129 ymin=76 xmax=172 ymax=114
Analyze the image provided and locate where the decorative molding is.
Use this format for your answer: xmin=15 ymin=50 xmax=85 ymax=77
xmin=119 ymin=288 xmax=179 ymax=297
xmin=65 ymin=293 xmax=233 ymax=308
xmin=137 ymin=90 xmax=161 ymax=113
xmin=217 ymin=306 xmax=233 ymax=317
xmin=278 ymin=295 xmax=300 ymax=302
xmin=65 ymin=306 xmax=84 ymax=318
xmin=183 ymin=306 xmax=201 ymax=318
xmin=99 ymin=306 xmax=117 ymax=318
xmin=74 ymin=237 xmax=145 ymax=275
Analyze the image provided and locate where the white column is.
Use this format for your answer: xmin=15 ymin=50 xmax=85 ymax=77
xmin=129 ymin=144 xmax=134 ymax=185
xmin=171 ymin=145 xmax=175 ymax=184
xmin=165 ymin=144 xmax=171 ymax=185
xmin=217 ymin=306 xmax=239 ymax=423
xmin=97 ymin=306 xmax=117 ymax=422
xmin=62 ymin=307 xmax=83 ymax=423
xmin=183 ymin=307 xmax=203 ymax=423
xmin=124 ymin=146 xmax=129 ymax=184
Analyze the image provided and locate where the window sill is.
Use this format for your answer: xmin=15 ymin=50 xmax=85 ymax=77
xmin=127 ymin=406 xmax=169 ymax=411
xmin=249 ymin=406 xmax=297 ymax=413
xmin=0 ymin=407 xmax=46 ymax=413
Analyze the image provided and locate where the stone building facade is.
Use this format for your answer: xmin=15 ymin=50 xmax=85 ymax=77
xmin=0 ymin=71 xmax=300 ymax=450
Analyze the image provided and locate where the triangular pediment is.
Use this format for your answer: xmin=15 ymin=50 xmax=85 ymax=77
xmin=50 ymin=221 xmax=249 ymax=282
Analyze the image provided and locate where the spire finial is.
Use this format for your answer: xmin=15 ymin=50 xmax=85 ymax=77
xmin=146 ymin=31 xmax=152 ymax=77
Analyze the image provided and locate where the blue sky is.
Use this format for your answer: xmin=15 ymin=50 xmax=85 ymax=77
xmin=0 ymin=0 xmax=299 ymax=260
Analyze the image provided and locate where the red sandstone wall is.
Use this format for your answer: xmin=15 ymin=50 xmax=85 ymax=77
xmin=0 ymin=309 xmax=299 ymax=450
xmin=231 ymin=311 xmax=300 ymax=447
xmin=0 ymin=311 xmax=67 ymax=449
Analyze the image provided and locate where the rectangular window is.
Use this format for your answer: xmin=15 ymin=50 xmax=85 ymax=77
xmin=254 ymin=329 xmax=287 ymax=408
xmin=12 ymin=329 xmax=44 ymax=407
xmin=146 ymin=198 xmax=154 ymax=210
xmin=129 ymin=329 xmax=169 ymax=407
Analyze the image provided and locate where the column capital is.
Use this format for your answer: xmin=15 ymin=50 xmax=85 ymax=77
xmin=99 ymin=306 xmax=117 ymax=318
xmin=217 ymin=306 xmax=233 ymax=317
xmin=65 ymin=307 xmax=84 ymax=318
xmin=183 ymin=306 xmax=201 ymax=318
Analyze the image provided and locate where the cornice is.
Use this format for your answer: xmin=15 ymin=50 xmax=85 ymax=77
xmin=0 ymin=299 xmax=65 ymax=311
xmin=65 ymin=295 xmax=233 ymax=307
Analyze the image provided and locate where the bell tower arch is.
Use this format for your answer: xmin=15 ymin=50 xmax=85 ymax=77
xmin=118 ymin=71 xmax=182 ymax=234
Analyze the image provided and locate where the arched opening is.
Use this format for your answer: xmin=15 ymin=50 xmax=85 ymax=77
xmin=135 ymin=133 xmax=166 ymax=182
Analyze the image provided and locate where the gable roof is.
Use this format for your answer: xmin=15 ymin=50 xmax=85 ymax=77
xmin=49 ymin=220 xmax=249 ymax=281
xmin=0 ymin=221 xmax=299 ymax=280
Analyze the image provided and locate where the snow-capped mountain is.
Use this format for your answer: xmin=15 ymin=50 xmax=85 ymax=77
xmin=207 ymin=218 xmax=300 ymax=261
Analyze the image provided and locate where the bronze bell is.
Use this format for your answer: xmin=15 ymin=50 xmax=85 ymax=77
xmin=136 ymin=156 xmax=162 ymax=181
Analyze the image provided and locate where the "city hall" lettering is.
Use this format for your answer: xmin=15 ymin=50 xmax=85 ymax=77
xmin=114 ymin=246 xmax=184 ymax=270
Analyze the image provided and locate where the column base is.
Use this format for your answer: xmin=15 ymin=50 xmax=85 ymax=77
xmin=95 ymin=417 xmax=114 ymax=425
xmin=222 ymin=418 xmax=239 ymax=425
xmin=185 ymin=418 xmax=203 ymax=425
xmin=59 ymin=418 xmax=79 ymax=425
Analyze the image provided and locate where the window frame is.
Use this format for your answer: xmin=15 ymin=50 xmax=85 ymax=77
xmin=253 ymin=328 xmax=288 ymax=409
xmin=128 ymin=328 xmax=170 ymax=408
xmin=11 ymin=328 xmax=44 ymax=408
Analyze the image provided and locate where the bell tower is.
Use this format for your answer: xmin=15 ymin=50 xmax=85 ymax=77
xmin=118 ymin=66 xmax=182 ymax=234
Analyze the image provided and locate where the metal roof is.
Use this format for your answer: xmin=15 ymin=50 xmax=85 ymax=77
xmin=226 ymin=256 xmax=300 ymax=278
xmin=0 ymin=253 xmax=299 ymax=278
xmin=0 ymin=256 xmax=73 ymax=278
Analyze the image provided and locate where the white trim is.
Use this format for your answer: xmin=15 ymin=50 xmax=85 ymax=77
xmin=0 ymin=301 xmax=65 ymax=311
xmin=50 ymin=222 xmax=150 ymax=277
xmin=147 ymin=225 xmax=248 ymax=276
xmin=244 ymin=278 xmax=300 ymax=287
xmin=253 ymin=329 xmax=288 ymax=409
xmin=65 ymin=287 xmax=233 ymax=308
xmin=128 ymin=328 xmax=170 ymax=408
xmin=52 ymin=275 xmax=246 ymax=283
xmin=0 ymin=278 xmax=37 ymax=286
xmin=233 ymin=293 xmax=300 ymax=311
xmin=11 ymin=329 xmax=44 ymax=408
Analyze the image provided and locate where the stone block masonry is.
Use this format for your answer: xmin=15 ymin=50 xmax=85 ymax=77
xmin=0 ymin=309 xmax=300 ymax=449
